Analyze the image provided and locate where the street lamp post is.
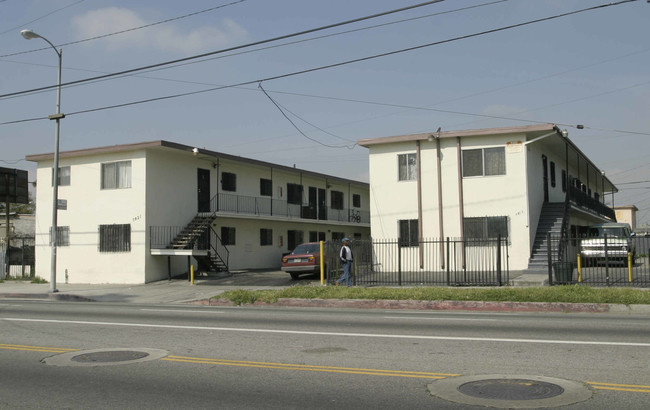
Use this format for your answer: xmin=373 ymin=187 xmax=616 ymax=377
xmin=21 ymin=29 xmax=64 ymax=293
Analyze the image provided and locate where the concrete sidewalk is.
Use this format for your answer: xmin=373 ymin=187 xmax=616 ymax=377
xmin=4 ymin=269 xmax=648 ymax=314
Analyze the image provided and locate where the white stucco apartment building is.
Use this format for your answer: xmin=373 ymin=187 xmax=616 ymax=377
xmin=26 ymin=141 xmax=370 ymax=284
xmin=358 ymin=124 xmax=618 ymax=271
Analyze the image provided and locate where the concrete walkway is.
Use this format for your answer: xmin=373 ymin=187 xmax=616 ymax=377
xmin=3 ymin=269 xmax=647 ymax=314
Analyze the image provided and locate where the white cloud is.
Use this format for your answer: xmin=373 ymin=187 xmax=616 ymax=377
xmin=72 ymin=7 xmax=249 ymax=54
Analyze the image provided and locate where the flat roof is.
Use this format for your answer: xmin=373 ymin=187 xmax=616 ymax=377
xmin=25 ymin=140 xmax=368 ymax=187
xmin=357 ymin=123 xmax=617 ymax=192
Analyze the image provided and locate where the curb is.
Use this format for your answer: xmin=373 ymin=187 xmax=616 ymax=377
xmin=199 ymin=297 xmax=650 ymax=314
xmin=0 ymin=293 xmax=95 ymax=302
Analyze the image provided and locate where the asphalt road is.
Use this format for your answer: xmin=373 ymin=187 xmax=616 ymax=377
xmin=1 ymin=300 xmax=649 ymax=409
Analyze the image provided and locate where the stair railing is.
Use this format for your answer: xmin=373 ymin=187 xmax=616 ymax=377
xmin=557 ymin=189 xmax=571 ymax=262
xmin=209 ymin=225 xmax=229 ymax=272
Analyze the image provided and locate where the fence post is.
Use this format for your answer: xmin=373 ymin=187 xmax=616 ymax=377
xmin=397 ymin=241 xmax=402 ymax=286
xmin=446 ymin=237 xmax=450 ymax=286
xmin=547 ymin=232 xmax=553 ymax=286
xmin=496 ymin=234 xmax=502 ymax=286
xmin=604 ymin=233 xmax=610 ymax=286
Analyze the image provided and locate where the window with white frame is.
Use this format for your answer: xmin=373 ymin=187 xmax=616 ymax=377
xmin=398 ymin=153 xmax=417 ymax=181
xmin=52 ymin=166 xmax=70 ymax=186
xmin=101 ymin=161 xmax=131 ymax=189
xmin=462 ymin=147 xmax=505 ymax=177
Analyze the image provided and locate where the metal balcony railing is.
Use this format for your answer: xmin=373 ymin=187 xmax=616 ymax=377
xmin=211 ymin=192 xmax=370 ymax=224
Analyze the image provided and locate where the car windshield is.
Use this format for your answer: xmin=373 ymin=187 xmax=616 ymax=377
xmin=291 ymin=244 xmax=319 ymax=254
xmin=587 ymin=227 xmax=627 ymax=238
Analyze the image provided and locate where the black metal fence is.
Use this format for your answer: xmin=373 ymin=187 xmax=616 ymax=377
xmin=1 ymin=236 xmax=35 ymax=278
xmin=546 ymin=233 xmax=650 ymax=287
xmin=323 ymin=237 xmax=509 ymax=286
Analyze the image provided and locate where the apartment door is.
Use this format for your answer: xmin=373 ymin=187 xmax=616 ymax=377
xmin=318 ymin=188 xmax=326 ymax=220
xmin=197 ymin=168 xmax=211 ymax=213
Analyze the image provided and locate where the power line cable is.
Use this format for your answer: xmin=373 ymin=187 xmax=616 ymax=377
xmin=0 ymin=0 xmax=85 ymax=36
xmin=258 ymin=82 xmax=356 ymax=149
xmin=0 ymin=0 xmax=505 ymax=101
xmin=0 ymin=0 xmax=640 ymax=127
xmin=0 ymin=0 xmax=448 ymax=99
xmin=2 ymin=1 xmax=247 ymax=57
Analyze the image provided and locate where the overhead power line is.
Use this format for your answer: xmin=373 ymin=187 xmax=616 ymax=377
xmin=1 ymin=0 xmax=247 ymax=57
xmin=0 ymin=0 xmax=448 ymax=99
xmin=0 ymin=0 xmax=642 ymax=130
xmin=0 ymin=0 xmax=86 ymax=36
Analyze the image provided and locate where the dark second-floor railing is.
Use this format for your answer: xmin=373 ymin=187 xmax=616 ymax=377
xmin=210 ymin=192 xmax=370 ymax=224
xmin=568 ymin=186 xmax=616 ymax=221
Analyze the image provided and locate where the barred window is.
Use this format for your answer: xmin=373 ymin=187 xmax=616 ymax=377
xmin=464 ymin=216 xmax=508 ymax=240
xmin=260 ymin=228 xmax=272 ymax=246
xmin=101 ymin=161 xmax=131 ymax=189
xmin=49 ymin=226 xmax=70 ymax=246
xmin=398 ymin=219 xmax=418 ymax=247
xmin=398 ymin=153 xmax=417 ymax=181
xmin=99 ymin=224 xmax=131 ymax=252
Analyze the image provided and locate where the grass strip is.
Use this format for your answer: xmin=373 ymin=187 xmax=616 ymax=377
xmin=215 ymin=286 xmax=650 ymax=306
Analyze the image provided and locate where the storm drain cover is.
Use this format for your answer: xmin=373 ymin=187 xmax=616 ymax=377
xmin=71 ymin=350 xmax=150 ymax=363
xmin=428 ymin=374 xmax=592 ymax=409
xmin=458 ymin=378 xmax=564 ymax=400
xmin=44 ymin=348 xmax=168 ymax=367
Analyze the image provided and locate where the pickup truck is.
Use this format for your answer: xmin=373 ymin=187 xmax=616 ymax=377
xmin=580 ymin=222 xmax=635 ymax=266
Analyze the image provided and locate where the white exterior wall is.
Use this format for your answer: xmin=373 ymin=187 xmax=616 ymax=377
xmin=368 ymin=134 xmax=532 ymax=270
xmin=31 ymin=143 xmax=370 ymax=283
xmin=34 ymin=151 xmax=147 ymax=284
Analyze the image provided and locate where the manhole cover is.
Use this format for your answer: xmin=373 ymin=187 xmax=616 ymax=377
xmin=44 ymin=348 xmax=168 ymax=367
xmin=458 ymin=378 xmax=564 ymax=400
xmin=428 ymin=374 xmax=592 ymax=409
xmin=71 ymin=350 xmax=150 ymax=363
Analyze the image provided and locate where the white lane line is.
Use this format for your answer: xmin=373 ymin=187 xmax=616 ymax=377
xmin=384 ymin=316 xmax=498 ymax=321
xmin=3 ymin=318 xmax=649 ymax=347
xmin=140 ymin=309 xmax=224 ymax=314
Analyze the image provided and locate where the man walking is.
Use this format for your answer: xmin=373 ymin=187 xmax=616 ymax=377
xmin=336 ymin=238 xmax=353 ymax=287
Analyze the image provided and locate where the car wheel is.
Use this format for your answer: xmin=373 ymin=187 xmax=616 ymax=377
xmin=290 ymin=273 xmax=300 ymax=280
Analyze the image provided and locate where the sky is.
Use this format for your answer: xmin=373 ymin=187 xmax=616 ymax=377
xmin=1 ymin=0 xmax=649 ymax=226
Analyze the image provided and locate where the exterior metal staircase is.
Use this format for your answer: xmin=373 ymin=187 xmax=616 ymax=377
xmin=168 ymin=215 xmax=229 ymax=274
xmin=528 ymin=203 xmax=564 ymax=270
xmin=168 ymin=216 xmax=214 ymax=249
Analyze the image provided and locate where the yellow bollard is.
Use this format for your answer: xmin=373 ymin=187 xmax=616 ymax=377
xmin=319 ymin=241 xmax=325 ymax=286
xmin=628 ymin=252 xmax=633 ymax=283
xmin=190 ymin=265 xmax=195 ymax=285
xmin=577 ymin=254 xmax=582 ymax=283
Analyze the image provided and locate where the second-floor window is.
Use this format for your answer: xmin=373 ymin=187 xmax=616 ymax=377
xmin=222 ymin=172 xmax=236 ymax=192
xmin=260 ymin=178 xmax=272 ymax=196
xmin=331 ymin=191 xmax=344 ymax=210
xmin=101 ymin=161 xmax=131 ymax=190
xmin=398 ymin=153 xmax=417 ymax=181
xmin=52 ymin=166 xmax=70 ymax=186
xmin=287 ymin=183 xmax=302 ymax=205
xmin=462 ymin=147 xmax=505 ymax=177
xmin=353 ymin=194 xmax=361 ymax=208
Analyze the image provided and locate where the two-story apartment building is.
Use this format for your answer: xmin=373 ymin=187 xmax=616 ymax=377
xmin=359 ymin=124 xmax=618 ymax=271
xmin=26 ymin=141 xmax=370 ymax=284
